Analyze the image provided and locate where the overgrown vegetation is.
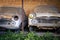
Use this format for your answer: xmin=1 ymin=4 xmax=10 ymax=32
xmin=0 ymin=31 xmax=60 ymax=40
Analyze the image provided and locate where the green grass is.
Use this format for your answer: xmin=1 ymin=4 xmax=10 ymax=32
xmin=0 ymin=31 xmax=60 ymax=40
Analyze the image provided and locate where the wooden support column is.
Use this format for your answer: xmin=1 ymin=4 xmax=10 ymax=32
xmin=22 ymin=0 xmax=24 ymax=32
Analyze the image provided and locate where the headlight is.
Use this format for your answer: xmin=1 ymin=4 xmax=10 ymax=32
xmin=29 ymin=13 xmax=36 ymax=19
xmin=13 ymin=16 xmax=19 ymax=21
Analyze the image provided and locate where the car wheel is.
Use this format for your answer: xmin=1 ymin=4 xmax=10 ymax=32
xmin=56 ymin=28 xmax=60 ymax=34
xmin=14 ymin=23 xmax=22 ymax=33
xmin=14 ymin=29 xmax=20 ymax=33
xmin=29 ymin=26 xmax=34 ymax=32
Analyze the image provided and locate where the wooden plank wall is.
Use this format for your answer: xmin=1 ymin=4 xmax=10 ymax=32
xmin=0 ymin=0 xmax=60 ymax=16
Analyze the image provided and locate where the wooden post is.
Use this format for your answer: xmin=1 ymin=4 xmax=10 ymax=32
xmin=22 ymin=0 xmax=24 ymax=32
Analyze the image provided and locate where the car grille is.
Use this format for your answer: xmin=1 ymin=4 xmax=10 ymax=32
xmin=0 ymin=19 xmax=11 ymax=24
xmin=36 ymin=17 xmax=60 ymax=23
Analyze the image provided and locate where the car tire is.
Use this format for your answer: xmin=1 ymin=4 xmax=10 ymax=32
xmin=56 ymin=28 xmax=60 ymax=34
xmin=14 ymin=23 xmax=22 ymax=33
xmin=14 ymin=29 xmax=20 ymax=33
xmin=29 ymin=26 xmax=34 ymax=32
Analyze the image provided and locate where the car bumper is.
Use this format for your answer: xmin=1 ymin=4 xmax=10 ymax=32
xmin=28 ymin=18 xmax=60 ymax=27
xmin=0 ymin=25 xmax=19 ymax=29
xmin=0 ymin=27 xmax=20 ymax=34
xmin=29 ymin=23 xmax=60 ymax=27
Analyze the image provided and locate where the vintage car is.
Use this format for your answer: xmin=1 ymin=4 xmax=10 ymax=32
xmin=28 ymin=5 xmax=60 ymax=31
xmin=0 ymin=7 xmax=28 ymax=33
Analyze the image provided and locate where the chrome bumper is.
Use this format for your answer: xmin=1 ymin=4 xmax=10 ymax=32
xmin=29 ymin=23 xmax=60 ymax=27
xmin=0 ymin=24 xmax=19 ymax=29
xmin=28 ymin=18 xmax=60 ymax=27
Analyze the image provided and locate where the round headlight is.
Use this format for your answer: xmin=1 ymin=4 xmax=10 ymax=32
xmin=29 ymin=13 xmax=36 ymax=19
xmin=14 ymin=16 xmax=19 ymax=21
xmin=29 ymin=14 xmax=34 ymax=19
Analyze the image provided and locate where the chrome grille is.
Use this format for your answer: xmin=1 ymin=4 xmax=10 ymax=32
xmin=35 ymin=17 xmax=60 ymax=23
xmin=0 ymin=19 xmax=11 ymax=24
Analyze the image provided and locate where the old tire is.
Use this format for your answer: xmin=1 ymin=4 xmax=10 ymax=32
xmin=29 ymin=26 xmax=34 ymax=32
xmin=56 ymin=28 xmax=60 ymax=34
